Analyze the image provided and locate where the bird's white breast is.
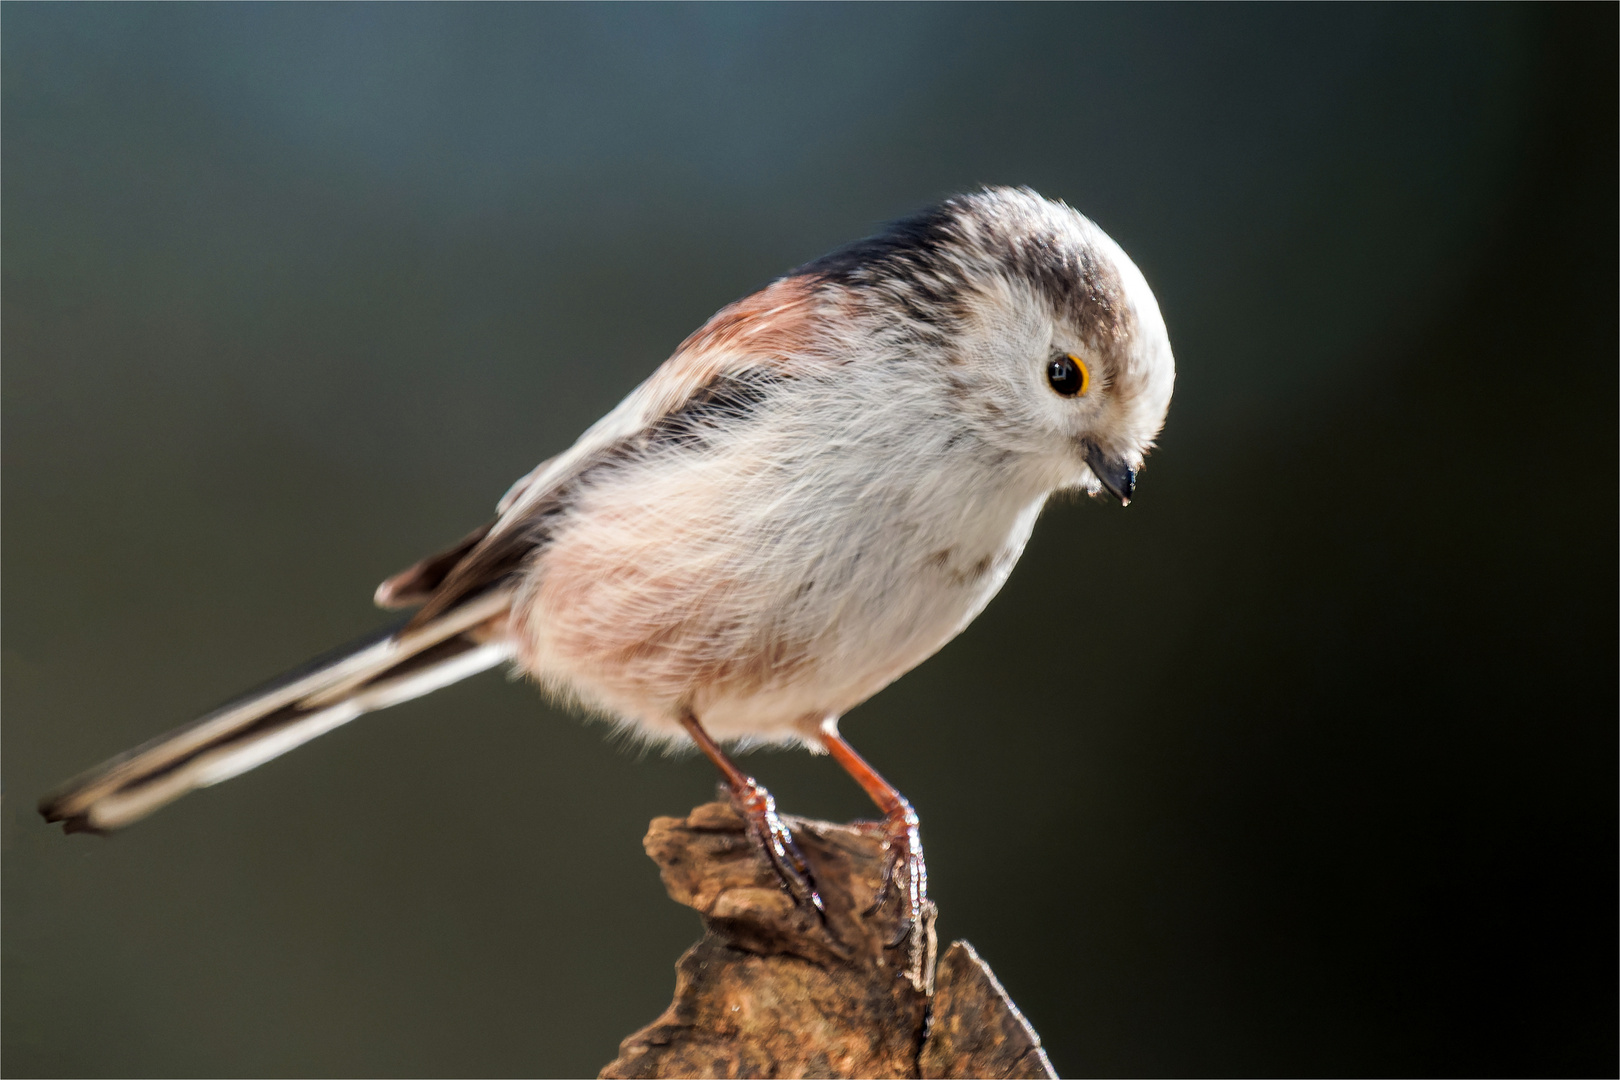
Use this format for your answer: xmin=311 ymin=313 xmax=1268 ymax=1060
xmin=510 ymin=361 xmax=1048 ymax=746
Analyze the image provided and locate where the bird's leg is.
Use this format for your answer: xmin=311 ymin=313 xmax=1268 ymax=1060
xmin=677 ymin=710 xmax=824 ymax=918
xmin=818 ymin=719 xmax=935 ymax=989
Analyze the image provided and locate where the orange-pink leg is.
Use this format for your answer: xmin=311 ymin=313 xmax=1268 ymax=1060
xmin=678 ymin=710 xmax=823 ymax=916
xmin=818 ymin=720 xmax=928 ymax=953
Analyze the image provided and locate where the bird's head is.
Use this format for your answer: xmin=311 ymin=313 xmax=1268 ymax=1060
xmin=802 ymin=187 xmax=1176 ymax=504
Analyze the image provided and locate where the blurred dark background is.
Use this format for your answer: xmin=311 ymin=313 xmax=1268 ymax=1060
xmin=4 ymin=5 xmax=1614 ymax=1077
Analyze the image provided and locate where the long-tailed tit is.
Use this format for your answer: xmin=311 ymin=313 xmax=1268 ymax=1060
xmin=41 ymin=187 xmax=1176 ymax=986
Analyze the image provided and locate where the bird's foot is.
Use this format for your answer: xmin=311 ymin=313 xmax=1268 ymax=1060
xmin=727 ymin=776 xmax=825 ymax=919
xmin=856 ymin=798 xmax=936 ymax=990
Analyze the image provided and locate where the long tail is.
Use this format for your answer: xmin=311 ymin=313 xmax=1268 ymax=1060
xmin=39 ymin=591 xmax=515 ymax=834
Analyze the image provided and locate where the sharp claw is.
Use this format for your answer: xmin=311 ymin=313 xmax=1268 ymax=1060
xmin=864 ymin=836 xmax=902 ymax=917
xmin=730 ymin=777 xmax=825 ymax=917
xmin=727 ymin=776 xmax=933 ymax=988
xmin=861 ymin=799 xmax=935 ymax=989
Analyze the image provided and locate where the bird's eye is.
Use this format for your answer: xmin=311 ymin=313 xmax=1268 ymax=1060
xmin=1047 ymin=353 xmax=1090 ymax=397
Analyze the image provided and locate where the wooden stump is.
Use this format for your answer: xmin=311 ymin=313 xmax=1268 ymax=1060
xmin=601 ymin=802 xmax=1056 ymax=1080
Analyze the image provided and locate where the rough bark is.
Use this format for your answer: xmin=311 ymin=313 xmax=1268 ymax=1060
xmin=601 ymin=802 xmax=1056 ymax=1080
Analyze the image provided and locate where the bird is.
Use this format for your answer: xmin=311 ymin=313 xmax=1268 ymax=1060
xmin=40 ymin=186 xmax=1175 ymax=987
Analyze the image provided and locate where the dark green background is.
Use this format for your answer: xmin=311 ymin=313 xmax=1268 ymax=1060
xmin=5 ymin=5 xmax=1615 ymax=1077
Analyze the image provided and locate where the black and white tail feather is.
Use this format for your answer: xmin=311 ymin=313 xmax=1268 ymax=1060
xmin=38 ymin=589 xmax=515 ymax=834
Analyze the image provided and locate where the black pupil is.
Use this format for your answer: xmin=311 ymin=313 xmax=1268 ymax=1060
xmin=1047 ymin=356 xmax=1081 ymax=396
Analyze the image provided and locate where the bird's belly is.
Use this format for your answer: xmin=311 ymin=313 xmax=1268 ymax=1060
xmin=512 ymin=465 xmax=1046 ymax=745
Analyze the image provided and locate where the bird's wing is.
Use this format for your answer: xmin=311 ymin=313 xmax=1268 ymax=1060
xmin=381 ymin=274 xmax=834 ymax=630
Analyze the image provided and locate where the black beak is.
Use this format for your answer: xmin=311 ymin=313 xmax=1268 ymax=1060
xmin=1081 ymin=440 xmax=1137 ymax=506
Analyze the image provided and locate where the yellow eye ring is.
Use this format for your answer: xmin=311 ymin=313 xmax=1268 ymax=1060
xmin=1047 ymin=353 xmax=1090 ymax=397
